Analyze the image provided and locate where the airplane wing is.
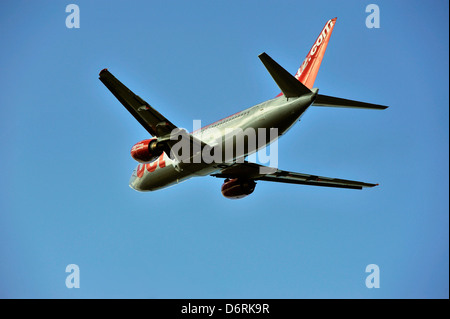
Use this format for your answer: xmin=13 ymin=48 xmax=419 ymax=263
xmin=211 ymin=162 xmax=378 ymax=190
xmin=99 ymin=69 xmax=177 ymax=137
xmin=99 ymin=68 xmax=210 ymax=162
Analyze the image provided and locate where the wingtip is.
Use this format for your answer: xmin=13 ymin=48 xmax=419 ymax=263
xmin=99 ymin=68 xmax=108 ymax=76
xmin=366 ymin=182 xmax=379 ymax=188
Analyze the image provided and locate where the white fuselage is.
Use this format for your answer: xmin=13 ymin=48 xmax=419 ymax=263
xmin=129 ymin=93 xmax=316 ymax=191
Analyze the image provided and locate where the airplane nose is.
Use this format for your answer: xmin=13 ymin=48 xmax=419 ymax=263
xmin=129 ymin=168 xmax=139 ymax=190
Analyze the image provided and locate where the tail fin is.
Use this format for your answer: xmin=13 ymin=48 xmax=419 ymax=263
xmin=259 ymin=52 xmax=312 ymax=98
xmin=295 ymin=18 xmax=337 ymax=89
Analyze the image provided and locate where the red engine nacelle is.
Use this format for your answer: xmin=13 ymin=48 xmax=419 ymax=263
xmin=130 ymin=138 xmax=163 ymax=163
xmin=221 ymin=178 xmax=256 ymax=200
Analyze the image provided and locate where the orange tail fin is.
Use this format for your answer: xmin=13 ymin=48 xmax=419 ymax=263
xmin=295 ymin=18 xmax=337 ymax=89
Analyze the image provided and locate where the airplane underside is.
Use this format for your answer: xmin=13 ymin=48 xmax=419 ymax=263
xmin=99 ymin=18 xmax=388 ymax=199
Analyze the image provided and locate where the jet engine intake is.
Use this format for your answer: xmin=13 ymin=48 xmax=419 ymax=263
xmin=130 ymin=139 xmax=165 ymax=163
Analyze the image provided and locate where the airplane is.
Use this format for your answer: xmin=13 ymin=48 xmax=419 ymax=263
xmin=99 ymin=18 xmax=388 ymax=199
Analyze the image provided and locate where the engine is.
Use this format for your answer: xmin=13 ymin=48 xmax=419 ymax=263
xmin=130 ymin=138 xmax=164 ymax=163
xmin=221 ymin=178 xmax=256 ymax=199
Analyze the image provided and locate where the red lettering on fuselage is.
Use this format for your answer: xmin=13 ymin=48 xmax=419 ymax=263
xmin=146 ymin=161 xmax=157 ymax=172
xmin=136 ymin=153 xmax=166 ymax=178
xmin=137 ymin=164 xmax=145 ymax=178
xmin=158 ymin=153 xmax=166 ymax=168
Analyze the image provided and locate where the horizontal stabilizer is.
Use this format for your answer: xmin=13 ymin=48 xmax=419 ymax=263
xmin=313 ymin=94 xmax=388 ymax=110
xmin=259 ymin=52 xmax=312 ymax=98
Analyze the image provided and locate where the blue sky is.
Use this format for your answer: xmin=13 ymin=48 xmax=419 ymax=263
xmin=0 ymin=0 xmax=448 ymax=298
